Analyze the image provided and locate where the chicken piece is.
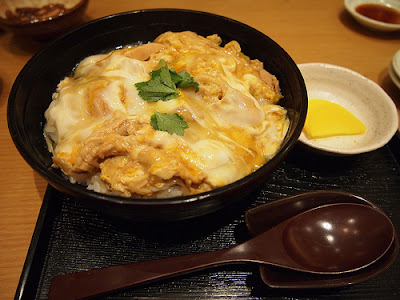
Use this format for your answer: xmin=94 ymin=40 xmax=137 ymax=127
xmin=250 ymin=59 xmax=282 ymax=103
xmin=53 ymin=111 xmax=208 ymax=197
xmin=122 ymin=43 xmax=165 ymax=61
xmin=213 ymin=86 xmax=265 ymax=126
xmin=99 ymin=156 xmax=153 ymax=196
xmin=100 ymin=145 xmax=207 ymax=197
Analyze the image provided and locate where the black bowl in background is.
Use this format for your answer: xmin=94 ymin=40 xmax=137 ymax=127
xmin=7 ymin=9 xmax=307 ymax=222
xmin=0 ymin=0 xmax=89 ymax=40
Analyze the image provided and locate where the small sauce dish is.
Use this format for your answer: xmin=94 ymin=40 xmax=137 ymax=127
xmin=298 ymin=63 xmax=398 ymax=155
xmin=344 ymin=0 xmax=400 ymax=32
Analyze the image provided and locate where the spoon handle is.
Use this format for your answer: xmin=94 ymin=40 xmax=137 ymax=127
xmin=48 ymin=245 xmax=251 ymax=300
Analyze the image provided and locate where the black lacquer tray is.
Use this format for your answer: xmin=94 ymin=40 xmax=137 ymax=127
xmin=15 ymin=133 xmax=400 ymax=300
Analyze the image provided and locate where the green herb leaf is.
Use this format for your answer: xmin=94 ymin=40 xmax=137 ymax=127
xmin=135 ymin=61 xmax=199 ymax=102
xmin=173 ymin=69 xmax=200 ymax=91
xmin=150 ymin=111 xmax=189 ymax=136
xmin=137 ymin=76 xmax=179 ymax=102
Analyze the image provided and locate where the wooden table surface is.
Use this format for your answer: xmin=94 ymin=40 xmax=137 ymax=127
xmin=0 ymin=0 xmax=399 ymax=298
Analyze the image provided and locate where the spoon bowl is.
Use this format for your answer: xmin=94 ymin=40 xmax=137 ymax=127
xmin=48 ymin=202 xmax=394 ymax=299
xmin=281 ymin=203 xmax=393 ymax=273
xmin=246 ymin=190 xmax=399 ymax=288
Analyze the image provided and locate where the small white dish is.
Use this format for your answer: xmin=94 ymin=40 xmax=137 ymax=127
xmin=344 ymin=0 xmax=400 ymax=32
xmin=388 ymin=60 xmax=400 ymax=90
xmin=392 ymin=49 xmax=400 ymax=79
xmin=298 ymin=63 xmax=398 ymax=155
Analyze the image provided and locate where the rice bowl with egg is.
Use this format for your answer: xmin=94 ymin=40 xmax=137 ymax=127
xmin=7 ymin=9 xmax=307 ymax=221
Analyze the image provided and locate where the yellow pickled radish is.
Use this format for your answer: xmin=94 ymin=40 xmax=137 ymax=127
xmin=303 ymin=99 xmax=366 ymax=139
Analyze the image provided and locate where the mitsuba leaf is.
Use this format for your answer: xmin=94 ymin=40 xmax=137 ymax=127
xmin=150 ymin=111 xmax=188 ymax=136
xmin=135 ymin=61 xmax=199 ymax=102
xmin=137 ymin=76 xmax=179 ymax=102
xmin=171 ymin=69 xmax=200 ymax=91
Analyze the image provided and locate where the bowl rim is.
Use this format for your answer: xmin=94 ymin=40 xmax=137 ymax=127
xmin=7 ymin=8 xmax=307 ymax=209
xmin=298 ymin=62 xmax=398 ymax=155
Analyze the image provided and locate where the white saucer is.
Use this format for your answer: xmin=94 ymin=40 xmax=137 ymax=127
xmin=389 ymin=61 xmax=400 ymax=90
xmin=391 ymin=49 xmax=400 ymax=79
xmin=298 ymin=63 xmax=398 ymax=155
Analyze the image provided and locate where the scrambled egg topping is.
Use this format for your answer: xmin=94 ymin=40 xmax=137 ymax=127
xmin=44 ymin=31 xmax=289 ymax=198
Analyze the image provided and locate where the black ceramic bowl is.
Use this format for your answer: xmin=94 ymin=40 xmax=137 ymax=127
xmin=7 ymin=9 xmax=307 ymax=222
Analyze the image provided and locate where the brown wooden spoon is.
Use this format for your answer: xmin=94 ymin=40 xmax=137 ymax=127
xmin=245 ymin=190 xmax=399 ymax=289
xmin=48 ymin=203 xmax=394 ymax=300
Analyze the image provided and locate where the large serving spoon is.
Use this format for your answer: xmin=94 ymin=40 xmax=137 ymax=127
xmin=48 ymin=203 xmax=394 ymax=300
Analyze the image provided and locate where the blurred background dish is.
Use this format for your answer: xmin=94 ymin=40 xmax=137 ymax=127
xmin=344 ymin=0 xmax=400 ymax=32
xmin=391 ymin=49 xmax=400 ymax=78
xmin=298 ymin=63 xmax=398 ymax=155
xmin=388 ymin=60 xmax=400 ymax=90
xmin=0 ymin=0 xmax=89 ymax=40
xmin=7 ymin=9 xmax=307 ymax=222
xmin=388 ymin=49 xmax=400 ymax=89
